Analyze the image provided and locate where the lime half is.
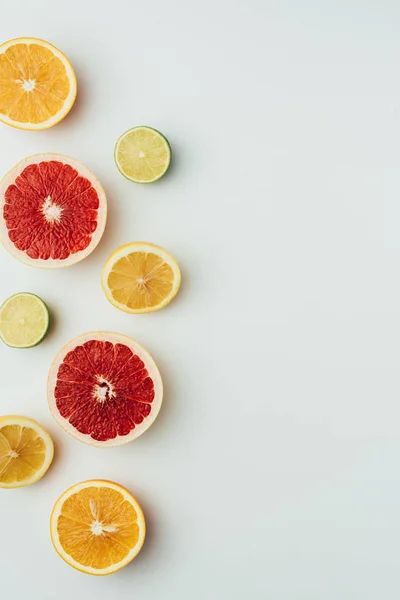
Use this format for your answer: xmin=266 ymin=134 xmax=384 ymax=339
xmin=0 ymin=293 xmax=50 ymax=348
xmin=115 ymin=126 xmax=171 ymax=183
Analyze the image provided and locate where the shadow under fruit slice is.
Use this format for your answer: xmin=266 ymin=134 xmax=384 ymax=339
xmin=0 ymin=154 xmax=107 ymax=268
xmin=51 ymin=480 xmax=146 ymax=575
xmin=0 ymin=415 xmax=54 ymax=488
xmin=47 ymin=332 xmax=163 ymax=446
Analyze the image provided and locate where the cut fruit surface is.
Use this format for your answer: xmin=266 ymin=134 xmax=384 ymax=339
xmin=0 ymin=416 xmax=54 ymax=488
xmin=115 ymin=126 xmax=171 ymax=183
xmin=0 ymin=37 xmax=77 ymax=130
xmin=0 ymin=154 xmax=107 ymax=268
xmin=51 ymin=480 xmax=145 ymax=575
xmin=0 ymin=292 xmax=49 ymax=348
xmin=101 ymin=242 xmax=181 ymax=314
xmin=48 ymin=332 xmax=163 ymax=446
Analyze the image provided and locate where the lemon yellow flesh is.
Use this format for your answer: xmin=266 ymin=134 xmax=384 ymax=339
xmin=0 ymin=424 xmax=47 ymax=485
xmin=115 ymin=127 xmax=171 ymax=183
xmin=108 ymin=252 xmax=175 ymax=310
xmin=57 ymin=486 xmax=140 ymax=570
xmin=0 ymin=43 xmax=70 ymax=125
xmin=0 ymin=293 xmax=49 ymax=348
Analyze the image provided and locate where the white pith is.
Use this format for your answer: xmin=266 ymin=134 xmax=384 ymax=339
xmin=42 ymin=196 xmax=62 ymax=223
xmin=93 ymin=376 xmax=115 ymax=403
xmin=89 ymin=496 xmax=118 ymax=535
xmin=47 ymin=332 xmax=163 ymax=447
xmin=0 ymin=153 xmax=107 ymax=269
xmin=21 ymin=79 xmax=35 ymax=92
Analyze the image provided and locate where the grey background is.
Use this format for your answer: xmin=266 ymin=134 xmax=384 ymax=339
xmin=0 ymin=1 xmax=399 ymax=598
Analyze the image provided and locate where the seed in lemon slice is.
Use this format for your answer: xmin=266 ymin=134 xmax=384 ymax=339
xmin=50 ymin=480 xmax=146 ymax=575
xmin=0 ymin=293 xmax=50 ymax=348
xmin=0 ymin=37 xmax=77 ymax=130
xmin=0 ymin=416 xmax=54 ymax=488
xmin=101 ymin=242 xmax=181 ymax=313
xmin=115 ymin=126 xmax=171 ymax=183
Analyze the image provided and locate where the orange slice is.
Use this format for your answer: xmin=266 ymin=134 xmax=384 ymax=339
xmin=50 ymin=480 xmax=146 ymax=575
xmin=101 ymin=242 xmax=181 ymax=314
xmin=0 ymin=38 xmax=77 ymax=130
xmin=0 ymin=415 xmax=54 ymax=488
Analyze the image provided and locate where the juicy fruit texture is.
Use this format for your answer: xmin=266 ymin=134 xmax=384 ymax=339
xmin=0 ymin=38 xmax=76 ymax=130
xmin=48 ymin=332 xmax=163 ymax=446
xmin=51 ymin=480 xmax=146 ymax=575
xmin=0 ymin=416 xmax=54 ymax=488
xmin=115 ymin=126 xmax=171 ymax=183
xmin=0 ymin=293 xmax=49 ymax=348
xmin=0 ymin=154 xmax=107 ymax=268
xmin=101 ymin=242 xmax=181 ymax=314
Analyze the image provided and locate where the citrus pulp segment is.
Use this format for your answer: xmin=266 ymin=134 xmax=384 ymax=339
xmin=50 ymin=480 xmax=146 ymax=575
xmin=0 ymin=292 xmax=49 ymax=348
xmin=47 ymin=332 xmax=163 ymax=446
xmin=0 ymin=37 xmax=77 ymax=130
xmin=114 ymin=126 xmax=171 ymax=183
xmin=101 ymin=242 xmax=181 ymax=313
xmin=0 ymin=154 xmax=107 ymax=268
xmin=0 ymin=415 xmax=54 ymax=488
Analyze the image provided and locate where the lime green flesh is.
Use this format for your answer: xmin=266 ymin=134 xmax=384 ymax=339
xmin=0 ymin=293 xmax=50 ymax=348
xmin=115 ymin=126 xmax=171 ymax=183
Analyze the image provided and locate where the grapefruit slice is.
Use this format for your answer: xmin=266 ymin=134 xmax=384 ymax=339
xmin=0 ymin=38 xmax=77 ymax=130
xmin=51 ymin=480 xmax=146 ymax=575
xmin=0 ymin=154 xmax=107 ymax=268
xmin=47 ymin=332 xmax=163 ymax=446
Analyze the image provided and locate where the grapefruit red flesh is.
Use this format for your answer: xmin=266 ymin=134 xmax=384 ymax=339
xmin=0 ymin=154 xmax=107 ymax=268
xmin=48 ymin=332 xmax=163 ymax=446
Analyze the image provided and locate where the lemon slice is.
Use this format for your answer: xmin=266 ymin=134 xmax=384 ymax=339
xmin=0 ymin=416 xmax=54 ymax=488
xmin=0 ymin=38 xmax=77 ymax=130
xmin=115 ymin=126 xmax=171 ymax=183
xmin=101 ymin=242 xmax=181 ymax=314
xmin=50 ymin=480 xmax=146 ymax=575
xmin=0 ymin=293 xmax=50 ymax=348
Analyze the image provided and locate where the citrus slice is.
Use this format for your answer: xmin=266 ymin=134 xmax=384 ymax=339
xmin=0 ymin=37 xmax=77 ymax=130
xmin=0 ymin=415 xmax=54 ymax=488
xmin=0 ymin=154 xmax=107 ymax=268
xmin=48 ymin=332 xmax=163 ymax=446
xmin=101 ymin=242 xmax=181 ymax=314
xmin=115 ymin=126 xmax=171 ymax=183
xmin=0 ymin=292 xmax=49 ymax=348
xmin=51 ymin=480 xmax=146 ymax=575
